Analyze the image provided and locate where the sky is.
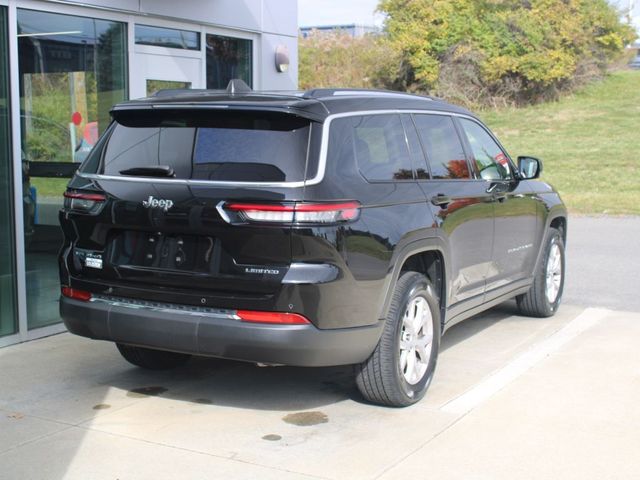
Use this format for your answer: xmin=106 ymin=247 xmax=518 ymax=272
xmin=298 ymin=0 xmax=383 ymax=27
xmin=298 ymin=0 xmax=640 ymax=33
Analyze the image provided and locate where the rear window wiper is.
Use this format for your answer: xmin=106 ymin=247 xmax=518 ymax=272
xmin=119 ymin=166 xmax=176 ymax=178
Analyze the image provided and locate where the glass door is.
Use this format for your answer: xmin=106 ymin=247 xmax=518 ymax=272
xmin=0 ymin=6 xmax=17 ymax=338
xmin=17 ymin=9 xmax=127 ymax=329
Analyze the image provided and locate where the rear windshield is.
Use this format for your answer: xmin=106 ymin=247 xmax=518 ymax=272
xmin=82 ymin=110 xmax=313 ymax=183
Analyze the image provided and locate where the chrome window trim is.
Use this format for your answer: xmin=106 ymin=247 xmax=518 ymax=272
xmin=76 ymin=109 xmax=478 ymax=189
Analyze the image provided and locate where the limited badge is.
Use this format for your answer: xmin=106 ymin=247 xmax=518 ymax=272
xmin=85 ymin=254 xmax=103 ymax=269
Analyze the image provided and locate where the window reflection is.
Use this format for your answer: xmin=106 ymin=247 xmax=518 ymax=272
xmin=0 ymin=6 xmax=17 ymax=337
xmin=352 ymin=114 xmax=413 ymax=182
xmin=459 ymin=118 xmax=512 ymax=181
xmin=446 ymin=159 xmax=472 ymax=179
xmin=18 ymin=10 xmax=127 ymax=164
xmin=17 ymin=9 xmax=127 ymax=329
xmin=414 ymin=114 xmax=471 ymax=180
xmin=135 ymin=24 xmax=200 ymax=50
xmin=206 ymin=34 xmax=252 ymax=89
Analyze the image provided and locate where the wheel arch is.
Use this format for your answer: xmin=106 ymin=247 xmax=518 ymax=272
xmin=378 ymin=239 xmax=449 ymax=330
xmin=531 ymin=211 xmax=568 ymax=276
xmin=549 ymin=215 xmax=567 ymax=244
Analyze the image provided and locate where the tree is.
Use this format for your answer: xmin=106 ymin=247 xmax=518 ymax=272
xmin=298 ymin=32 xmax=401 ymax=90
xmin=378 ymin=0 xmax=637 ymax=105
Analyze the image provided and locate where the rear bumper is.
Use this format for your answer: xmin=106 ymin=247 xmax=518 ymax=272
xmin=60 ymin=296 xmax=383 ymax=367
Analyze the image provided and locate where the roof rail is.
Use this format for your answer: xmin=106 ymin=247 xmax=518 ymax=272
xmin=302 ymin=88 xmax=432 ymax=101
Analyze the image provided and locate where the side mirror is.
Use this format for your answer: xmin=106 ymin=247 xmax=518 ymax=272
xmin=517 ymin=156 xmax=542 ymax=180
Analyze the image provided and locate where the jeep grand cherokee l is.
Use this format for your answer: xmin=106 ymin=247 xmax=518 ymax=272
xmin=59 ymin=83 xmax=567 ymax=407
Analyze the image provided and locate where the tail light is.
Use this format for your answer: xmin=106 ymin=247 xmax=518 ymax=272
xmin=61 ymin=286 xmax=92 ymax=302
xmin=218 ymin=201 xmax=360 ymax=225
xmin=236 ymin=310 xmax=310 ymax=325
xmin=64 ymin=191 xmax=106 ymax=213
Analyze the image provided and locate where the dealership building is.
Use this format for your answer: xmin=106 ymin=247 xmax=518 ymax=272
xmin=0 ymin=0 xmax=298 ymax=347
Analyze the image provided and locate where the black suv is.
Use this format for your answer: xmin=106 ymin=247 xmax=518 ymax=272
xmin=59 ymin=83 xmax=567 ymax=407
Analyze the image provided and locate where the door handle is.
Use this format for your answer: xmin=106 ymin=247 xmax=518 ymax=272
xmin=430 ymin=194 xmax=451 ymax=208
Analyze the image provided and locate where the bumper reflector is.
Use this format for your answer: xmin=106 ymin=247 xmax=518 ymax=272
xmin=61 ymin=287 xmax=92 ymax=302
xmin=236 ymin=310 xmax=310 ymax=325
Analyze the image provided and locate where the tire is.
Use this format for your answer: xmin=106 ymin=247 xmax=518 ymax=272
xmin=517 ymin=227 xmax=565 ymax=318
xmin=116 ymin=344 xmax=191 ymax=370
xmin=356 ymin=272 xmax=441 ymax=407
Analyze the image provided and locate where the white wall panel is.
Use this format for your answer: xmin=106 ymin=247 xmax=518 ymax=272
xmin=60 ymin=0 xmax=139 ymax=12
xmin=260 ymin=32 xmax=297 ymax=90
xmin=262 ymin=0 xmax=297 ymax=37
xmin=140 ymin=0 xmax=262 ymax=32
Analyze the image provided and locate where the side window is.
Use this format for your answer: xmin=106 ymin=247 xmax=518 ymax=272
xmin=459 ymin=118 xmax=512 ymax=181
xmin=413 ymin=114 xmax=470 ymax=180
xmin=353 ymin=114 xmax=413 ymax=181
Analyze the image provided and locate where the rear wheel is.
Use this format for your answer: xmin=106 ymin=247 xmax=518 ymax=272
xmin=517 ymin=227 xmax=565 ymax=317
xmin=116 ymin=344 xmax=191 ymax=370
xmin=356 ymin=272 xmax=440 ymax=407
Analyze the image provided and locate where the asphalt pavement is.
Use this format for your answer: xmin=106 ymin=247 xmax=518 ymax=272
xmin=563 ymin=215 xmax=640 ymax=311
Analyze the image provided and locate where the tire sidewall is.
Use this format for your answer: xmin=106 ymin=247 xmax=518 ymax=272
xmin=391 ymin=276 xmax=441 ymax=402
xmin=542 ymin=230 xmax=565 ymax=315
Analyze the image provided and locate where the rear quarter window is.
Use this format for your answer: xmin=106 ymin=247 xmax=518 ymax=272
xmin=329 ymin=114 xmax=413 ymax=182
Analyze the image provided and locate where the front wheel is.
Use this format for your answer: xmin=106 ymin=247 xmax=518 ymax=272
xmin=517 ymin=227 xmax=565 ymax=317
xmin=356 ymin=272 xmax=441 ymax=407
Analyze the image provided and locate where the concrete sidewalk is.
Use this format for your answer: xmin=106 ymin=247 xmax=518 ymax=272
xmin=1 ymin=303 xmax=639 ymax=480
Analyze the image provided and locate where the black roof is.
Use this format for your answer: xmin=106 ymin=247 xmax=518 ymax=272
xmin=111 ymin=87 xmax=475 ymax=122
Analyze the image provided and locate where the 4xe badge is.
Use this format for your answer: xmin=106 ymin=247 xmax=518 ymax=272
xmin=142 ymin=196 xmax=174 ymax=212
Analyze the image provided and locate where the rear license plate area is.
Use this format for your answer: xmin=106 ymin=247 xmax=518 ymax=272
xmin=110 ymin=231 xmax=221 ymax=274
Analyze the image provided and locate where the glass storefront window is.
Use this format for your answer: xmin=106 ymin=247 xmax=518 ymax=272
xmin=206 ymin=34 xmax=252 ymax=89
xmin=135 ymin=24 xmax=200 ymax=50
xmin=0 ymin=6 xmax=17 ymax=338
xmin=146 ymin=79 xmax=192 ymax=96
xmin=17 ymin=9 xmax=127 ymax=329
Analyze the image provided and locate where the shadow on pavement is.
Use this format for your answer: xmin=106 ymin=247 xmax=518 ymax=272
xmin=104 ymin=301 xmax=520 ymax=411
xmin=106 ymin=357 xmax=358 ymax=412
xmin=440 ymin=300 xmax=519 ymax=352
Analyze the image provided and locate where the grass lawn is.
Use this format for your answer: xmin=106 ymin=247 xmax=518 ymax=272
xmin=480 ymin=70 xmax=640 ymax=215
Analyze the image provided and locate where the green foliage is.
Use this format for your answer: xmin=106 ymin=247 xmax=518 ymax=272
xmin=378 ymin=0 xmax=636 ymax=105
xmin=298 ymin=32 xmax=401 ymax=90
xmin=482 ymin=70 xmax=640 ymax=214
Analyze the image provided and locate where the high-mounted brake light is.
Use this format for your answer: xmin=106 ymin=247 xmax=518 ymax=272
xmin=61 ymin=286 xmax=92 ymax=302
xmin=218 ymin=201 xmax=361 ymax=224
xmin=63 ymin=191 xmax=106 ymax=213
xmin=236 ymin=310 xmax=310 ymax=325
